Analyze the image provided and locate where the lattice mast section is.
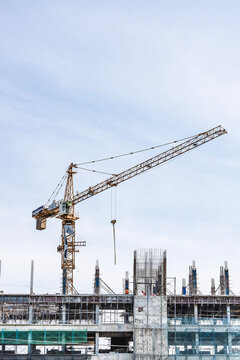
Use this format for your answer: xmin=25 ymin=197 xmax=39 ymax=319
xmin=57 ymin=163 xmax=81 ymax=295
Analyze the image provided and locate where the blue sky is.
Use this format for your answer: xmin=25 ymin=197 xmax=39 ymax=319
xmin=0 ymin=1 xmax=240 ymax=295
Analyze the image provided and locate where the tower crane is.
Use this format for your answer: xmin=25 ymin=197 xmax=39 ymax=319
xmin=32 ymin=125 xmax=227 ymax=294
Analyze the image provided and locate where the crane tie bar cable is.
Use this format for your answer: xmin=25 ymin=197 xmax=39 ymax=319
xmin=76 ymin=166 xmax=117 ymax=176
xmin=75 ymin=134 xmax=198 ymax=166
xmin=46 ymin=172 xmax=68 ymax=205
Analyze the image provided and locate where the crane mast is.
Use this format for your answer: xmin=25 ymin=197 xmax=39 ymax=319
xmin=56 ymin=164 xmax=86 ymax=294
xmin=32 ymin=125 xmax=227 ymax=294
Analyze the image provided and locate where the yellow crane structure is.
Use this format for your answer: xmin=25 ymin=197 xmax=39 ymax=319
xmin=32 ymin=125 xmax=227 ymax=294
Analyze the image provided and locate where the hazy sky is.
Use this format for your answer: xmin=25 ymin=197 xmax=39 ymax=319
xmin=0 ymin=1 xmax=240 ymax=295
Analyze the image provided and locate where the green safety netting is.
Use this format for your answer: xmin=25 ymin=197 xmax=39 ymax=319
xmin=0 ymin=330 xmax=87 ymax=345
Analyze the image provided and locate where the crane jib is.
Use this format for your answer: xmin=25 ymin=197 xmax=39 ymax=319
xmin=72 ymin=125 xmax=227 ymax=205
xmin=32 ymin=125 xmax=227 ymax=218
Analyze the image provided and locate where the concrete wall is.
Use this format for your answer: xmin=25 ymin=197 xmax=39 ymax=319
xmin=133 ymin=295 xmax=168 ymax=360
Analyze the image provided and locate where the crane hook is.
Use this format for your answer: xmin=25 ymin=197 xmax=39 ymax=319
xmin=111 ymin=219 xmax=117 ymax=265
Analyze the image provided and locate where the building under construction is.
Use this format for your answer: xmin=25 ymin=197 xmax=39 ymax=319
xmin=1 ymin=126 xmax=230 ymax=358
xmin=0 ymin=249 xmax=240 ymax=359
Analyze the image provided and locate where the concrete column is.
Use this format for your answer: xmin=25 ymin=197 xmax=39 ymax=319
xmin=227 ymin=305 xmax=232 ymax=354
xmin=27 ymin=331 xmax=36 ymax=355
xmin=194 ymin=304 xmax=199 ymax=354
xmin=1 ymin=329 xmax=5 ymax=353
xmin=62 ymin=304 xmax=66 ymax=324
xmin=194 ymin=304 xmax=198 ymax=324
xmin=134 ymin=296 xmax=168 ymax=358
xmin=62 ymin=304 xmax=66 ymax=353
xmin=28 ymin=331 xmax=32 ymax=354
xmin=95 ymin=304 xmax=99 ymax=325
xmin=62 ymin=331 xmax=66 ymax=354
xmin=227 ymin=305 xmax=231 ymax=325
xmin=29 ymin=305 xmax=33 ymax=324
xmin=28 ymin=305 xmax=33 ymax=354
xmin=95 ymin=332 xmax=99 ymax=354
xmin=228 ymin=331 xmax=232 ymax=355
xmin=0 ymin=305 xmax=4 ymax=323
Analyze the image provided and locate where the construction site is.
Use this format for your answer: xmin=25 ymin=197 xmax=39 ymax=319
xmin=2 ymin=125 xmax=238 ymax=360
xmin=1 ymin=250 xmax=240 ymax=359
